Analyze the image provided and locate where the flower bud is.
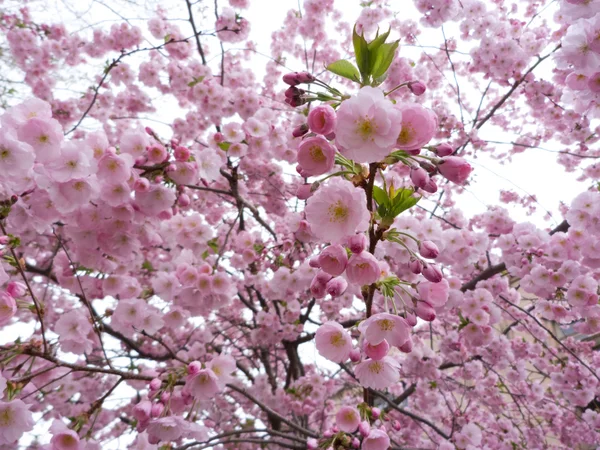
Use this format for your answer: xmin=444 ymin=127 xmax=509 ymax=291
xmin=310 ymin=276 xmax=327 ymax=298
xmin=133 ymin=178 xmax=150 ymax=193
xmin=349 ymin=348 xmax=361 ymax=363
xmin=405 ymin=313 xmax=417 ymax=327
xmin=346 ymin=234 xmax=368 ymax=254
xmin=177 ymin=193 xmax=190 ymax=207
xmin=408 ymin=81 xmax=426 ymax=96
xmin=419 ymin=240 xmax=439 ymax=259
xmin=133 ymin=400 xmax=152 ymax=422
xmin=188 ymin=361 xmax=202 ymax=375
xmin=174 ymin=146 xmax=191 ymax=161
xmin=308 ymin=256 xmax=321 ymax=268
xmin=359 ymin=421 xmax=371 ymax=437
xmin=422 ymin=264 xmax=443 ymax=283
xmin=307 ymin=438 xmax=318 ymax=449
xmin=363 ymin=339 xmax=390 ymax=361
xmin=409 ymin=259 xmax=423 ymax=275
xmin=410 ymin=166 xmax=429 ymax=189
xmin=150 ymin=402 xmax=164 ymax=418
xmin=434 ymin=143 xmax=453 ymax=157
xmin=326 ymin=276 xmax=348 ymax=297
xmin=292 ymin=123 xmax=309 ymax=138
xmin=422 ymin=179 xmax=438 ymax=193
xmin=398 ymin=338 xmax=413 ymax=353
xmin=149 ymin=378 xmax=162 ymax=391
xmin=296 ymin=184 xmax=313 ymax=200
xmin=307 ymin=105 xmax=337 ymax=136
xmin=371 ymin=407 xmax=381 ymax=419
xmin=437 ymin=156 xmax=472 ymax=184
xmin=0 ymin=236 xmax=8 ymax=245
xmin=392 ymin=420 xmax=402 ymax=431
xmin=414 ymin=301 xmax=436 ymax=322
xmin=318 ymin=244 xmax=348 ymax=276
xmin=6 ymin=281 xmax=26 ymax=298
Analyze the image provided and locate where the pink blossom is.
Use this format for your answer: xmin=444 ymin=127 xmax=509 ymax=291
xmin=307 ymin=105 xmax=337 ymax=136
xmin=395 ymin=103 xmax=437 ymax=151
xmin=305 ymin=178 xmax=370 ymax=242
xmin=417 ymin=279 xmax=449 ymax=307
xmin=326 ymin=276 xmax=348 ymax=297
xmin=146 ymin=416 xmax=187 ymax=444
xmin=47 ymin=141 xmax=94 ymax=182
xmin=50 ymin=419 xmax=81 ymax=450
xmin=0 ymin=128 xmax=35 ymax=181
xmin=335 ymin=86 xmax=403 ymax=163
xmin=17 ymin=117 xmax=63 ymax=163
xmin=355 ymin=357 xmax=399 ymax=389
xmin=361 ymin=429 xmax=391 ymax=450
xmin=335 ymin=406 xmax=361 ymax=433
xmin=207 ymin=354 xmax=236 ymax=389
xmin=0 ymin=399 xmax=35 ymax=445
xmin=360 ymin=313 xmax=410 ymax=348
xmin=0 ymin=291 xmax=17 ymax=326
xmin=363 ymin=339 xmax=390 ymax=360
xmin=315 ymin=321 xmax=353 ymax=363
xmin=297 ymin=136 xmax=336 ymax=176
xmin=346 ymin=252 xmax=381 ymax=285
xmin=185 ymin=368 xmax=220 ymax=399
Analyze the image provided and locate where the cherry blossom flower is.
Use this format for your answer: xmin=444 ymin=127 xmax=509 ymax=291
xmin=0 ymin=399 xmax=35 ymax=445
xmin=335 ymin=406 xmax=361 ymax=433
xmin=355 ymin=357 xmax=399 ymax=389
xmin=315 ymin=321 xmax=353 ymax=363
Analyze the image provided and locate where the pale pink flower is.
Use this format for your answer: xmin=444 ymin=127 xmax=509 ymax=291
xmin=1 ymin=97 xmax=52 ymax=130
xmin=207 ymin=354 xmax=236 ymax=389
xmin=363 ymin=339 xmax=390 ymax=360
xmin=97 ymin=152 xmax=133 ymax=184
xmin=297 ymin=136 xmax=336 ymax=176
xmin=120 ymin=130 xmax=149 ymax=157
xmin=135 ymin=184 xmax=176 ymax=216
xmin=17 ymin=117 xmax=63 ymax=163
xmin=395 ymin=103 xmax=437 ymax=151
xmin=335 ymin=86 xmax=403 ymax=163
xmin=335 ymin=406 xmax=361 ymax=433
xmin=185 ymin=368 xmax=220 ymax=399
xmin=196 ymin=149 xmax=223 ymax=182
xmin=355 ymin=357 xmax=399 ymax=389
xmin=417 ymin=279 xmax=449 ymax=307
xmin=359 ymin=313 xmax=410 ymax=347
xmin=47 ymin=141 xmax=94 ymax=182
xmin=50 ymin=419 xmax=82 ymax=450
xmin=146 ymin=416 xmax=187 ymax=444
xmin=362 ymin=429 xmax=391 ymax=450
xmin=243 ymin=117 xmax=270 ymax=138
xmin=307 ymin=104 xmax=337 ymax=136
xmin=0 ymin=291 xmax=17 ymax=326
xmin=0 ymin=399 xmax=35 ymax=445
xmin=304 ymin=178 xmax=369 ymax=242
xmin=54 ymin=309 xmax=94 ymax=354
xmin=346 ymin=251 xmax=381 ymax=285
xmin=0 ymin=128 xmax=35 ymax=180
xmin=315 ymin=321 xmax=353 ymax=363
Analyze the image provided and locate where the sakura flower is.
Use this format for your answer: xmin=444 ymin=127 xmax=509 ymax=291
xmin=0 ymin=399 xmax=35 ymax=445
xmin=417 ymin=279 xmax=449 ymax=307
xmin=395 ymin=103 xmax=437 ymax=151
xmin=47 ymin=141 xmax=94 ymax=182
xmin=1 ymin=97 xmax=52 ymax=130
xmin=335 ymin=86 xmax=403 ymax=163
xmin=335 ymin=406 xmax=361 ymax=433
xmin=304 ymin=178 xmax=369 ymax=242
xmin=362 ymin=429 xmax=391 ymax=450
xmin=297 ymin=136 xmax=336 ymax=176
xmin=359 ymin=313 xmax=410 ymax=347
xmin=54 ymin=309 xmax=94 ymax=354
xmin=185 ymin=368 xmax=220 ymax=399
xmin=135 ymin=184 xmax=176 ymax=216
xmin=97 ymin=152 xmax=133 ymax=184
xmin=346 ymin=251 xmax=381 ymax=285
xmin=207 ymin=354 xmax=236 ymax=389
xmin=315 ymin=321 xmax=353 ymax=363
xmin=0 ymin=291 xmax=17 ymax=326
xmin=120 ymin=130 xmax=149 ymax=157
xmin=146 ymin=416 xmax=187 ymax=444
xmin=50 ymin=419 xmax=82 ymax=450
xmin=355 ymin=357 xmax=399 ymax=389
xmin=0 ymin=128 xmax=35 ymax=181
xmin=17 ymin=117 xmax=63 ymax=163
xmin=363 ymin=339 xmax=390 ymax=360
xmin=195 ymin=148 xmax=223 ymax=182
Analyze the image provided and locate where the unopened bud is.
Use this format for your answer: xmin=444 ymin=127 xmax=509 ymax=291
xmin=408 ymin=81 xmax=426 ymax=96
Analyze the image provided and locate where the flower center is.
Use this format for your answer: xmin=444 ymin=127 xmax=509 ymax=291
xmin=309 ymin=145 xmax=326 ymax=163
xmin=397 ymin=124 xmax=415 ymax=146
xmin=378 ymin=318 xmax=394 ymax=331
xmin=329 ymin=331 xmax=345 ymax=347
xmin=357 ymin=117 xmax=375 ymax=139
xmin=369 ymin=361 xmax=383 ymax=374
xmin=328 ymin=201 xmax=348 ymax=223
xmin=0 ymin=148 xmax=9 ymax=159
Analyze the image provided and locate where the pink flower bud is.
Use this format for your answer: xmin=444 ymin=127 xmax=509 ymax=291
xmin=307 ymin=105 xmax=337 ymax=136
xmin=422 ymin=178 xmax=438 ymax=193
xmin=326 ymin=276 xmax=348 ymax=297
xmin=408 ymin=81 xmax=426 ymax=96
xmin=133 ymin=400 xmax=152 ymax=422
xmin=178 ymin=193 xmax=190 ymax=207
xmin=346 ymin=252 xmax=381 ymax=286
xmin=405 ymin=313 xmax=417 ymax=326
xmin=296 ymin=184 xmax=313 ymax=200
xmin=419 ymin=240 xmax=439 ymax=259
xmin=352 ymin=437 xmax=360 ymax=448
xmin=133 ymin=178 xmax=150 ymax=192
xmin=392 ymin=420 xmax=401 ymax=431
xmin=145 ymin=126 xmax=154 ymax=135
xmin=307 ymin=438 xmax=318 ymax=449
xmin=410 ymin=166 xmax=429 ymax=189
xmin=310 ymin=276 xmax=327 ymax=298
xmin=434 ymin=143 xmax=454 ymax=157
xmin=437 ymin=156 xmax=472 ymax=184
xmin=346 ymin=234 xmax=367 ymax=254
xmin=0 ymin=236 xmax=8 ymax=245
xmin=6 ymin=281 xmax=26 ymax=298
xmin=588 ymin=72 xmax=600 ymax=93
xmin=349 ymin=348 xmax=361 ymax=362
xmin=285 ymin=86 xmax=304 ymax=98
xmin=359 ymin=421 xmax=371 ymax=437
xmin=398 ymin=338 xmax=413 ymax=353
xmin=150 ymin=402 xmax=164 ymax=418
xmin=188 ymin=361 xmax=202 ymax=375
xmin=318 ymin=244 xmax=348 ymax=276
xmin=308 ymin=256 xmax=321 ymax=268
xmin=422 ymin=264 xmax=443 ymax=283
xmin=174 ymin=146 xmax=191 ymax=161
xmin=160 ymin=392 xmax=170 ymax=403
xmin=292 ymin=123 xmax=309 ymax=138
xmin=323 ymin=429 xmax=334 ymax=438
xmin=363 ymin=339 xmax=390 ymax=360
xmin=415 ymin=301 xmax=436 ymax=322
xmin=149 ymin=378 xmax=161 ymax=391
xmin=371 ymin=407 xmax=381 ymax=419
xmin=409 ymin=259 xmax=423 ymax=275
xmin=213 ymin=132 xmax=224 ymax=144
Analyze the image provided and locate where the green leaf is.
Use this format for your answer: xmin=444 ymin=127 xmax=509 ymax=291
xmin=367 ymin=27 xmax=391 ymax=53
xmin=353 ymin=25 xmax=370 ymax=80
xmin=187 ymin=76 xmax=205 ymax=87
xmin=371 ymin=41 xmax=399 ymax=79
xmin=326 ymin=59 xmax=360 ymax=82
xmin=372 ymin=185 xmax=389 ymax=208
xmin=141 ymin=260 xmax=154 ymax=272
xmin=218 ymin=142 xmax=231 ymax=151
